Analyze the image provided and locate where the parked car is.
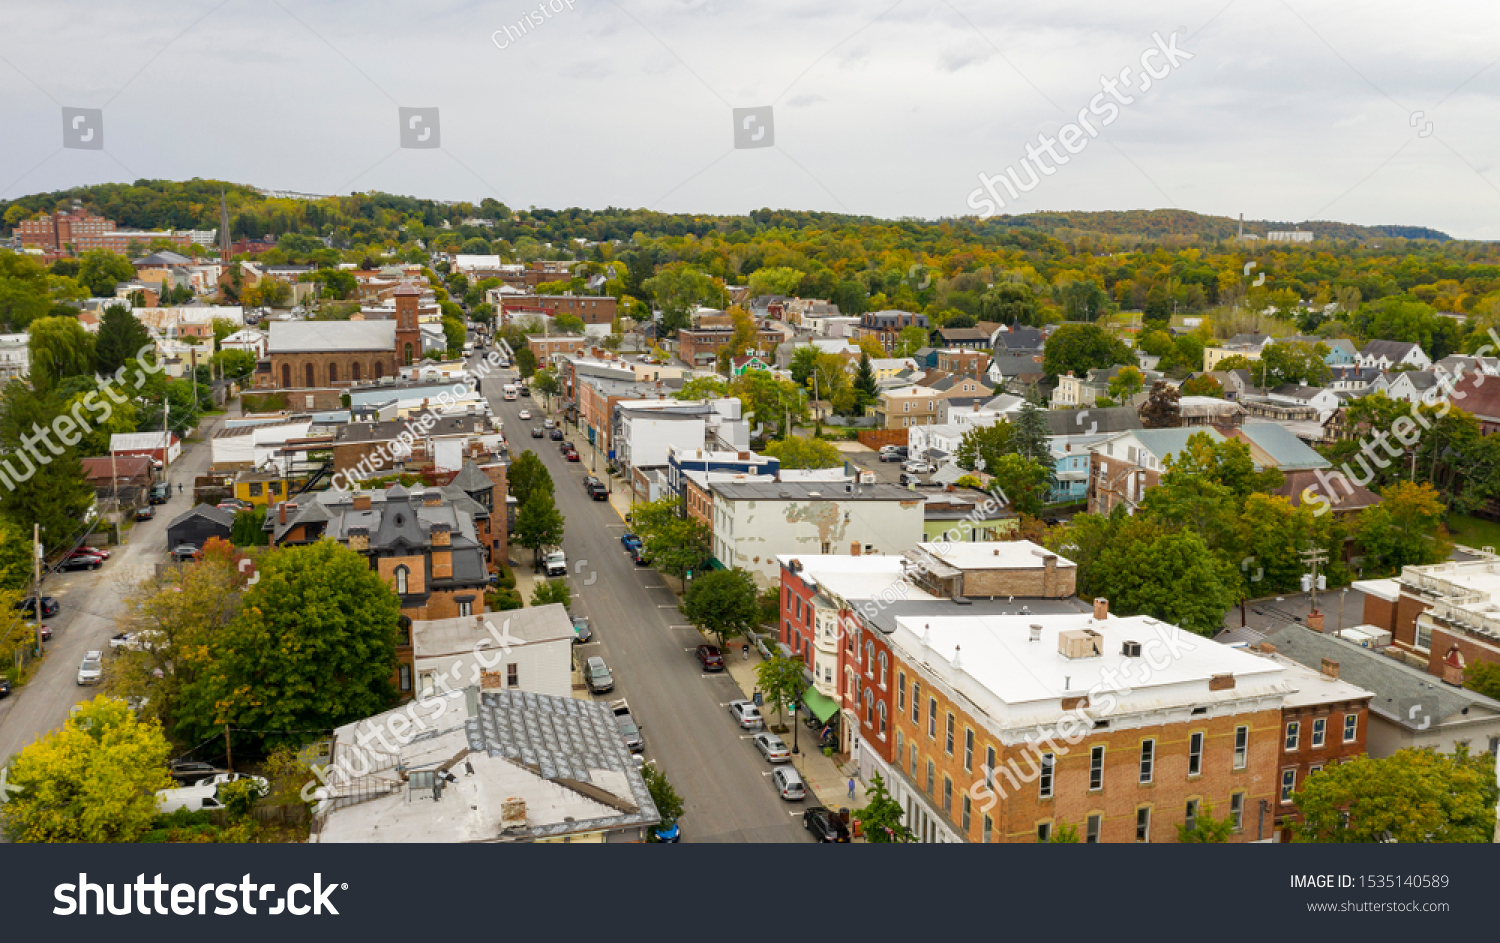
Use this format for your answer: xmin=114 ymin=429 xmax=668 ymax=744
xmin=621 ymin=532 xmax=642 ymax=552
xmin=110 ymin=632 xmax=133 ymax=649
xmin=193 ymin=772 xmax=269 ymax=794
xmin=610 ymin=699 xmax=644 ymax=753
xmin=583 ymin=656 xmax=615 ymax=694
xmin=903 ymin=460 xmax=934 ymax=474
xmin=59 ymin=551 xmax=103 ymax=571
xmin=587 ymin=479 xmax=608 ymax=500
xmin=879 ymin=451 xmax=904 ymax=463
xmin=134 ymin=505 xmax=155 ymax=521
xmin=76 ymin=547 xmax=110 ymax=560
xmin=518 ymin=387 xmax=530 ymax=397
xmin=695 ymin=644 xmax=724 ymax=672
xmin=652 ymin=822 xmax=681 ymax=843
xmin=169 ymin=760 xmax=226 ymax=783
xmin=543 ymin=419 xmax=556 ymax=429
xmin=155 ymin=784 xmax=226 ymax=814
xmin=531 ymin=426 xmax=545 ymax=438
xmin=0 ymin=677 xmax=11 ymax=698
xmin=564 ymin=447 xmax=579 ymax=462
xmin=583 ymin=475 xmax=602 ymax=492
xmin=772 ymin=766 xmax=806 ymax=801
xmin=518 ymin=409 xmax=532 ymax=420
xmin=803 ymin=806 xmax=851 ymax=842
xmin=148 ymin=482 xmax=171 ymax=504
xmin=16 ymin=596 xmax=59 ymax=618
xmin=549 ymin=428 xmax=564 ymax=440
xmin=543 ymin=549 xmax=567 ymax=577
xmin=898 ymin=471 xmax=928 ymax=486
xmin=727 ymin=699 xmax=764 ymax=730
xmin=571 ymin=615 xmax=592 ymax=644
xmin=170 ymin=544 xmax=201 ymax=563
xmin=630 ymin=545 xmax=652 ymax=566
xmin=753 ymin=732 xmax=792 ymax=763
xmin=217 ymin=498 xmax=249 ymax=512
xmin=77 ymin=650 xmax=103 ymax=686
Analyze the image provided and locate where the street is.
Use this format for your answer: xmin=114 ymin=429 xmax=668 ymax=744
xmin=0 ymin=413 xmax=225 ymax=769
xmin=478 ymin=359 xmax=816 ymax=842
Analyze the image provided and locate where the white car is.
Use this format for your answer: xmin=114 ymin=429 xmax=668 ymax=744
xmin=753 ymin=732 xmax=792 ymax=763
xmin=903 ymin=461 xmax=934 ymax=474
xmin=76 ymin=650 xmax=103 ymax=685
xmin=518 ymin=409 xmax=532 ymax=420
xmin=727 ymin=699 xmax=764 ymax=730
xmin=195 ymin=772 xmax=269 ymax=794
xmin=543 ymin=419 xmax=556 ymax=429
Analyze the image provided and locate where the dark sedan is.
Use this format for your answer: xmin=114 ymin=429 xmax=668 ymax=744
xmin=531 ymin=426 xmax=545 ymax=438
xmin=549 ymin=428 xmax=564 ymax=440
xmin=15 ymin=596 xmax=59 ymax=618
xmin=803 ymin=806 xmax=851 ymax=842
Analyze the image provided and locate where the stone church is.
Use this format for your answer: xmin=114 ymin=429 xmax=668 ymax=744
xmin=261 ymin=282 xmax=425 ymax=389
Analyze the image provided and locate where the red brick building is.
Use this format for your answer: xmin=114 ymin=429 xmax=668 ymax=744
xmin=17 ymin=206 xmax=193 ymax=258
xmin=499 ymin=293 xmax=617 ymax=325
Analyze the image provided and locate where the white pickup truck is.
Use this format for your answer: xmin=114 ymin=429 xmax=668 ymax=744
xmin=610 ymin=699 xmax=644 ymax=753
xmin=543 ymin=549 xmax=567 ymax=577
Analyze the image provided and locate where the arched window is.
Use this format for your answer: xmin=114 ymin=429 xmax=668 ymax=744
xmin=375 ymin=361 xmax=385 ymax=380
xmin=878 ymin=702 xmax=888 ymax=738
xmin=394 ymin=565 xmax=409 ymax=595
xmin=304 ymin=363 xmax=315 ymax=388
xmin=864 ymin=688 xmax=874 ymax=724
xmin=328 ymin=362 xmax=338 ymax=384
xmin=280 ymin=363 xmax=291 ymax=388
xmin=865 ymin=641 xmax=875 ymax=676
xmin=351 ymin=361 xmax=362 ymax=382
xmin=403 ymin=342 xmax=414 ymax=366
xmin=878 ymin=651 xmax=888 ymax=688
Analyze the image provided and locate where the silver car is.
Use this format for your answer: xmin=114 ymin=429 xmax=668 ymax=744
xmin=753 ymin=732 xmax=791 ymax=763
xmin=727 ymin=699 xmax=764 ymax=730
xmin=772 ymin=766 xmax=806 ymax=801
xmin=76 ymin=650 xmax=103 ymax=686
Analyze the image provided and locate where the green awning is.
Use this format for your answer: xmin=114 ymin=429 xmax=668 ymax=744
xmin=706 ymin=557 xmax=727 ymax=571
xmin=802 ymin=688 xmax=839 ymax=724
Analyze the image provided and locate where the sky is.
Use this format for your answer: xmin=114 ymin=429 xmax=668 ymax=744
xmin=3 ymin=0 xmax=1500 ymax=238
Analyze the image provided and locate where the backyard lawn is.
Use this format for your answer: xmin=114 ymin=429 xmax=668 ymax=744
xmin=1446 ymin=513 xmax=1500 ymax=550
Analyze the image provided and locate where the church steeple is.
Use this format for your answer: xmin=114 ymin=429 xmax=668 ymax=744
xmin=394 ymin=281 xmax=421 ymax=367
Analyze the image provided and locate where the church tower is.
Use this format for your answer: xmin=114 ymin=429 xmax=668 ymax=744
xmin=394 ymin=281 xmax=421 ymax=367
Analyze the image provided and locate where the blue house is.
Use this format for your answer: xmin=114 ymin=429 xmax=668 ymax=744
xmin=1042 ymin=407 xmax=1144 ymax=504
xmin=665 ymin=445 xmax=780 ymax=497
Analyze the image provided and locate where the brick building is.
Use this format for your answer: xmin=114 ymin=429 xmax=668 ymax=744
xmin=676 ymin=324 xmax=783 ymax=368
xmin=527 ymin=335 xmax=589 ymax=365
xmin=17 ymin=205 xmax=194 ymax=258
xmin=854 ymin=310 xmax=928 ymax=351
xmin=259 ymin=281 xmax=422 ymax=389
xmin=499 ymin=293 xmax=617 ymax=325
xmin=1356 ymin=554 xmax=1500 ymax=679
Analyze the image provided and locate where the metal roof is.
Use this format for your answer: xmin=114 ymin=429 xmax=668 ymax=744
xmin=267 ymin=320 xmax=396 ymax=354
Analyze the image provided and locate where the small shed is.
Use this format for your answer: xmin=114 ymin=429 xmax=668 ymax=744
xmin=166 ymin=504 xmax=235 ymax=550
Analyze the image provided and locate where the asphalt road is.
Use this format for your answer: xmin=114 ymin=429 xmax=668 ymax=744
xmin=0 ymin=415 xmax=222 ymax=769
xmin=476 ymin=357 xmax=815 ymax=842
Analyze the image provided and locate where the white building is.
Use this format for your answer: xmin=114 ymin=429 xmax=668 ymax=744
xmin=0 ymin=333 xmax=29 ymax=380
xmin=615 ymin=397 xmax=750 ymax=472
xmin=1357 ymin=340 xmax=1432 ymax=372
xmin=710 ymin=480 xmax=924 ymax=587
xmin=412 ymin=605 xmax=575 ymax=701
xmin=218 ymin=327 xmax=268 ymax=359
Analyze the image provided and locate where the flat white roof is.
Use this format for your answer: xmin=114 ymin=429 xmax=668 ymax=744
xmin=918 ymin=540 xmax=1076 ymax=571
xmin=1268 ymin=654 xmax=1375 ymax=708
xmin=777 ymin=554 xmax=937 ymax=604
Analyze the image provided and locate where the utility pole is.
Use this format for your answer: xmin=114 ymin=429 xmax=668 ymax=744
xmin=1300 ymin=545 xmax=1328 ymax=619
xmin=224 ymin=723 xmax=233 ymax=772
xmin=32 ymin=524 xmax=42 ymax=653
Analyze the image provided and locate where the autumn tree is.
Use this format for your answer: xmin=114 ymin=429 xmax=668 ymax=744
xmin=1354 ymin=481 xmax=1451 ymax=575
xmin=1292 ymin=748 xmax=1499 ymax=843
xmin=2 ymin=696 xmax=173 ymax=843
xmin=1138 ymin=380 xmax=1183 ymax=428
xmin=763 ymin=435 xmax=841 ymax=469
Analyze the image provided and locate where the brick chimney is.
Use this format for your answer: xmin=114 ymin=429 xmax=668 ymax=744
xmin=347 ymin=526 xmax=370 ymax=552
xmin=1442 ymin=645 xmax=1466 ymax=686
xmin=278 ymin=501 xmax=287 ymax=525
xmin=850 ymin=541 xmax=861 ymax=556
xmin=1093 ymin=597 xmax=1109 ymax=620
xmin=431 ymin=522 xmax=452 ymax=547
xmin=1306 ymin=611 xmax=1325 ymax=633
xmin=353 ymin=494 xmax=372 ymax=511
xmin=1319 ymin=657 xmax=1340 ymax=680
xmin=422 ymin=491 xmax=443 ymax=508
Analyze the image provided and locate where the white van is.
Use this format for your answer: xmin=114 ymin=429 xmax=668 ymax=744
xmin=543 ymin=549 xmax=567 ymax=577
xmin=155 ymin=783 xmax=225 ymax=813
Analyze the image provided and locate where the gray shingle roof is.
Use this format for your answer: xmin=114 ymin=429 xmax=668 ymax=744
xmin=449 ymin=460 xmax=495 ymax=494
xmin=168 ymin=503 xmax=236 ymax=529
xmin=1043 ymin=407 xmax=1142 ymax=436
xmin=267 ymin=320 xmax=396 ymax=354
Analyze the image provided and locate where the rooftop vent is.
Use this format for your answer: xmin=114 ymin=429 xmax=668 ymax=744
xmin=1029 ymin=624 xmax=1042 ymax=642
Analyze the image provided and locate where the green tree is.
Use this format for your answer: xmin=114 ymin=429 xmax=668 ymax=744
xmin=674 ymin=375 xmax=731 ymax=401
xmin=77 ymin=249 xmax=135 ymax=297
xmin=1292 ymin=748 xmax=1499 ymax=843
xmin=230 ymin=507 xmax=269 ymax=546
xmin=955 ymin=421 xmax=1014 ymax=472
xmin=856 ymin=774 xmax=914 ymax=843
xmin=1048 ymin=821 xmax=1081 ymax=842
xmin=1043 ymin=323 xmax=1134 ymax=378
xmin=755 ymin=651 xmax=806 ymax=729
xmin=514 ymin=347 xmax=537 ymax=378
xmin=1179 ymin=374 xmax=1223 ymax=398
xmin=554 ymin=313 xmax=585 ymax=335
xmin=0 ymin=382 xmax=96 ymax=549
xmin=532 ymin=368 xmax=561 ymax=403
xmin=763 ymin=435 xmax=841 ymax=469
xmin=507 ymin=450 xmax=554 ymax=510
xmin=530 ymin=577 xmax=572 ymax=609
xmin=747 ymin=266 xmax=806 ymax=297
xmin=790 ymin=346 xmax=821 ymax=386
xmin=1354 ymin=481 xmax=1452 ymax=575
xmin=683 ymin=567 xmax=759 ymax=648
xmin=853 ymin=353 xmax=879 ymax=408
xmin=891 ymin=325 xmax=930 ymax=357
xmin=175 ymin=540 xmax=403 ymax=748
xmin=643 ymin=264 xmax=727 ymax=336
xmin=1176 ymin=801 xmax=1234 ymax=842
xmin=94 ymin=303 xmax=154 ymax=376
xmin=0 ymin=251 xmax=55 ymax=330
xmin=988 ymin=453 xmax=1052 ymax=517
xmin=630 ymin=496 xmax=711 ymax=577
xmin=1260 ymin=340 xmax=1332 ymax=387
xmin=1107 ymin=365 xmax=1145 ymax=404
xmin=1462 ymin=661 xmax=1500 ymax=700
xmin=515 ymin=490 xmax=566 ymax=571
xmin=2 ymin=696 xmax=173 ymax=843
xmin=1010 ymin=399 xmax=1051 ymax=462
xmin=28 ymin=315 xmax=96 ymax=390
xmin=212 ymin=348 xmax=257 ymax=380
xmin=980 ymin=282 xmax=1040 ymax=326
xmin=641 ymin=763 xmax=684 ymax=836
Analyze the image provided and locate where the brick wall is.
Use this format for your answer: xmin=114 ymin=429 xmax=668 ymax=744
xmin=960 ymin=560 xmax=1076 ymax=599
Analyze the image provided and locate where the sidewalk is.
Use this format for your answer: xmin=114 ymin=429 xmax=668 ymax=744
xmin=722 ymin=646 xmax=870 ymax=824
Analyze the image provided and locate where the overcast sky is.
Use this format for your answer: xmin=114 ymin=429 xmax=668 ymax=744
xmin=3 ymin=0 xmax=1500 ymax=238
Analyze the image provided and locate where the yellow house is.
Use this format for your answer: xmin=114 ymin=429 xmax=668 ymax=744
xmin=234 ymin=469 xmax=295 ymax=506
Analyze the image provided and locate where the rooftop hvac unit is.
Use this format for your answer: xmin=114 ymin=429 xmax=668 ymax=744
xmin=1121 ymin=640 xmax=1142 ymax=657
xmin=1058 ymin=628 xmax=1104 ymax=659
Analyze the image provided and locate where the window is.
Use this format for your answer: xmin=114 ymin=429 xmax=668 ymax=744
xmin=281 ymin=363 xmax=291 ymax=388
xmin=926 ymin=760 xmax=935 ymax=795
xmin=1039 ymin=752 xmax=1055 ymax=799
xmin=897 ymin=674 xmax=906 ymax=711
xmin=1230 ymin=792 xmax=1245 ymax=830
xmin=328 ymin=362 xmax=338 ymax=384
xmin=1188 ymin=731 xmax=1203 ymax=776
xmin=507 ymin=664 xmax=519 ymax=688
xmin=1311 ymin=717 xmax=1326 ymax=748
xmin=1280 ymin=769 xmax=1296 ymax=803
xmin=896 ymin=730 xmax=903 ymax=756
xmin=1309 ymin=764 xmax=1323 ymax=777
xmin=1037 ymin=822 xmax=1051 ymax=843
xmin=961 ymin=794 xmax=971 ymax=832
xmin=985 ymin=746 xmax=996 ymax=787
xmin=1234 ymin=725 xmax=1249 ymax=769
xmin=1415 ymin=621 xmax=1432 ymax=651
xmin=942 ymin=776 xmax=952 ymax=815
xmin=982 ymin=815 xmax=992 ymax=843
xmin=1184 ymin=799 xmax=1198 ymax=833
xmin=248 ymin=482 xmax=262 ymax=497
xmin=397 ymin=617 xmax=411 ymax=646
xmin=270 ymin=481 xmax=282 ymax=496
xmin=1285 ymin=722 xmax=1300 ymax=752
xmin=305 ymin=363 xmax=315 ymax=388
xmin=1490 ymin=736 xmax=1499 ymax=757
xmin=1086 ymin=813 xmax=1101 ymax=843
xmin=864 ymin=689 xmax=874 ymax=725
xmin=1139 ymin=739 xmax=1154 ymax=784
xmin=1090 ymin=745 xmax=1105 ymax=790
xmin=878 ymin=702 xmax=887 ymax=738
xmin=878 ymin=652 xmax=888 ymax=687
xmin=911 ymin=683 xmax=921 ymax=723
xmin=398 ymin=664 xmax=411 ymax=692
xmin=795 ymin=597 xmax=801 ymax=620
xmin=944 ymin=713 xmax=955 ymax=754
xmin=1343 ymin=714 xmax=1358 ymax=743
xmin=909 ymin=743 xmax=918 ymax=779
xmin=351 ymin=361 xmax=361 ymax=382
xmin=1135 ymin=806 xmax=1151 ymax=843
xmin=927 ymin=698 xmax=937 ymax=738
xmin=458 ymin=600 xmax=472 ymax=617
xmin=394 ymin=565 xmax=409 ymax=596
xmin=865 ymin=641 xmax=874 ymax=675
xmin=964 ymin=729 xmax=974 ymax=772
